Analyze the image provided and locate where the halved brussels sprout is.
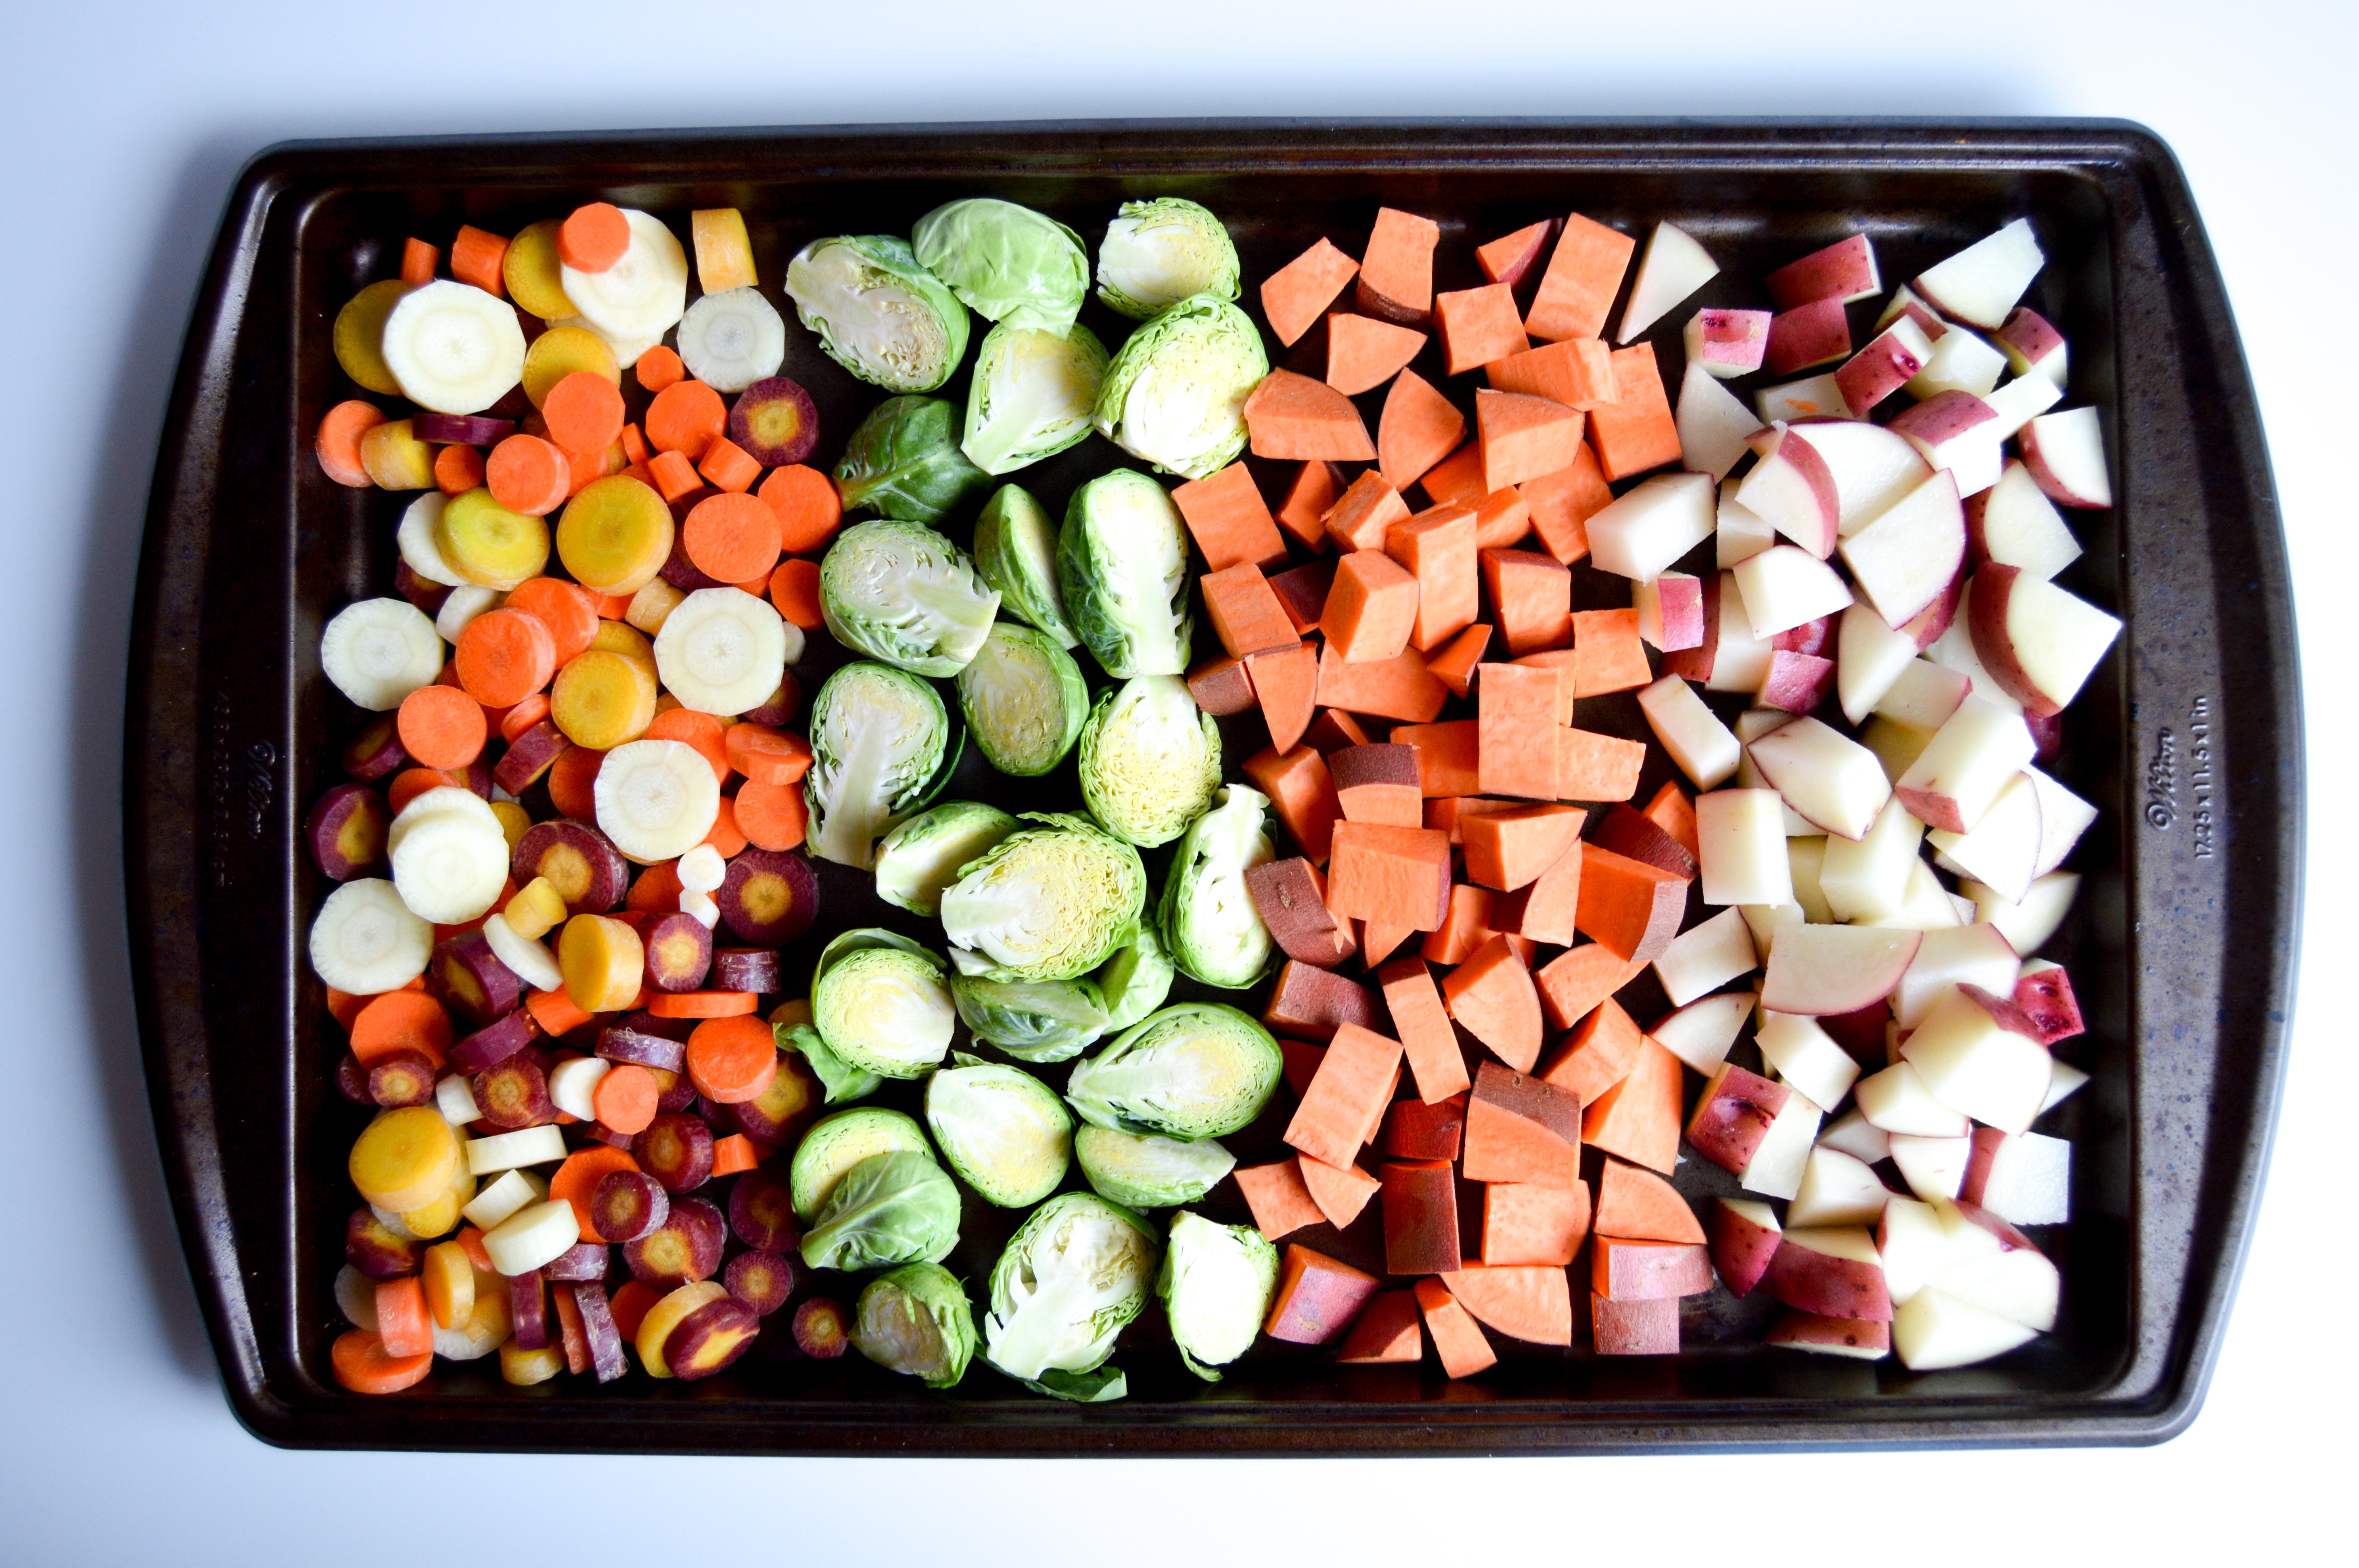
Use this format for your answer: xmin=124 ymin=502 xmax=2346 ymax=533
xmin=1074 ymin=1125 xmax=1235 ymax=1210
xmin=775 ymin=1021 xmax=883 ymax=1107
xmin=1158 ymin=1210 xmax=1280 ymax=1381
xmin=1092 ymin=294 xmax=1267 ymax=481
xmin=962 ymin=322 xmax=1108 ymax=476
xmin=1057 ymin=469 xmax=1194 ymax=679
xmin=940 ymin=813 xmax=1146 ymax=983
xmin=984 ymin=1191 xmax=1159 ymax=1395
xmin=971 ymin=483 xmax=1079 ymax=649
xmin=783 ymin=235 xmax=970 ymax=393
xmin=799 ymin=1150 xmax=961 ymax=1273
xmin=912 ymin=198 xmax=1091 ymax=336
xmin=951 ymin=974 xmax=1110 ymax=1063
xmin=832 ymin=395 xmax=993 ymax=526
xmin=1076 ymin=676 xmax=1221 ymax=848
xmin=1063 ymin=1002 xmax=1284 ymax=1140
xmin=1095 ymin=198 xmax=1242 ymax=321
xmin=803 ymin=662 xmax=956 ymax=870
xmin=1093 ymin=920 xmax=1175 ymax=1031
xmin=924 ymin=1052 xmax=1074 ymax=1208
xmin=853 ymin=1263 xmax=979 ymax=1389
xmin=873 ymin=801 xmax=1019 ymax=918
xmin=810 ymin=929 xmax=956 ymax=1079
xmin=1159 ymin=785 xmax=1277 ymax=989
xmin=955 ymin=623 xmax=1089 ymax=777
xmin=820 ymin=519 xmax=1000 ymax=677
xmin=788 ymin=1104 xmax=934 ymax=1219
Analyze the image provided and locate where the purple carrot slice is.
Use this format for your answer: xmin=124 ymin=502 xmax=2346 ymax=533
xmin=307 ymin=782 xmax=391 ymax=881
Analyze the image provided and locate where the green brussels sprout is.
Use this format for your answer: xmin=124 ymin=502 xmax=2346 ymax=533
xmin=799 ymin=1150 xmax=961 ymax=1273
xmin=775 ymin=1021 xmax=883 ymax=1107
xmin=1094 ymin=198 xmax=1242 ymax=321
xmin=1056 ymin=468 xmax=1193 ymax=679
xmin=1076 ymin=676 xmax=1221 ymax=848
xmin=971 ymin=484 xmax=1079 ymax=649
xmin=819 ymin=519 xmax=1001 ymax=677
xmin=1073 ymin=1125 xmax=1235 ymax=1210
xmin=940 ymin=812 xmax=1146 ymax=983
xmin=1158 ymin=785 xmax=1278 ymax=989
xmin=1064 ymin=1002 xmax=1284 ymax=1140
xmin=810 ymin=928 xmax=956 ymax=1079
xmin=872 ymin=801 xmax=1019 ymax=919
xmin=912 ymin=198 xmax=1090 ymax=336
xmin=955 ymin=623 xmax=1088 ymax=777
xmin=1093 ymin=920 xmax=1175 ymax=1031
xmin=960 ymin=321 xmax=1108 ymax=476
xmin=951 ymin=974 xmax=1110 ymax=1063
xmin=1158 ymin=1210 xmax=1280 ymax=1381
xmin=923 ymin=1052 xmax=1074 ymax=1208
xmin=853 ymin=1263 xmax=979 ymax=1389
xmin=984 ymin=1191 xmax=1159 ymax=1395
xmin=783 ymin=234 xmax=970 ymax=393
xmin=803 ymin=662 xmax=957 ymax=870
xmin=1092 ymin=294 xmax=1267 ymax=480
xmin=832 ymin=395 xmax=993 ymax=525
xmin=788 ymin=1104 xmax=934 ymax=1219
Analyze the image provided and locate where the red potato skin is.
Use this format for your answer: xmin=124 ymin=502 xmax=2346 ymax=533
xmin=1659 ymin=572 xmax=1721 ymax=682
xmin=1769 ymin=613 xmax=1835 ymax=658
xmin=1757 ymin=651 xmax=1836 ymax=714
xmin=1686 ymin=1063 xmax=1792 ymax=1175
xmin=1653 ymin=574 xmax=1705 ymax=651
xmin=1763 ymin=1238 xmax=1894 ymax=1322
xmin=1765 ymin=234 xmax=1878 ymax=311
xmin=1900 ymin=568 xmax=1966 ymax=649
xmin=1835 ymin=324 xmax=1929 ymax=417
xmin=1965 ymin=563 xmax=2076 ymax=718
xmin=1708 ymin=1199 xmax=1782 ymax=1297
xmin=1763 ymin=431 xmax=1843 ymax=558
xmin=1765 ymin=296 xmax=1852 ymax=376
xmin=2015 ymin=966 xmax=2085 ymax=1045
xmin=1818 ymin=999 xmax=1892 ymax=1067
xmin=1767 ymin=1310 xmax=1891 ymax=1357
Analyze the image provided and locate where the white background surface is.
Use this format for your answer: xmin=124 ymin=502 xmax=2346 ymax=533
xmin=2 ymin=4 xmax=2344 ymax=1561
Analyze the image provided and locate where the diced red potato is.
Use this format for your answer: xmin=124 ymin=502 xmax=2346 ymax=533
xmin=1708 ymin=1197 xmax=1783 ymax=1297
xmin=1764 ymin=1227 xmax=1894 ymax=1322
xmin=1767 ymin=1310 xmax=1891 ymax=1360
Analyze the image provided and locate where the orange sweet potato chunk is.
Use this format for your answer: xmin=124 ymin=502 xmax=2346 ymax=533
xmin=1520 ymin=442 xmax=1613 ymax=565
xmin=1242 ymin=743 xmax=1341 ymax=863
xmin=1376 ymin=956 xmax=1470 ymax=1104
xmin=1435 ymin=282 xmax=1530 ymax=376
xmin=1283 ymin=1021 xmax=1407 ymax=1169
xmin=1335 ymin=1287 xmax=1424 ymax=1363
xmin=1462 ymin=802 xmax=1586 ymax=892
xmin=1171 ymin=462 xmax=1286 ymax=573
xmin=1378 ymin=370 xmax=1467 ymax=492
xmin=1322 ymin=469 xmax=1411 ymax=553
xmin=1441 ymin=1263 xmax=1573 ymax=1346
xmin=1555 ymin=727 xmax=1648 ymax=802
xmin=1538 ymin=994 xmax=1645 ymax=1106
xmin=1462 ymin=1059 xmax=1582 ymax=1188
xmin=1487 ymin=336 xmax=1619 ymax=409
xmin=1482 ymin=548 xmax=1574 ymax=657
xmin=1440 ymin=935 xmax=1544 ymax=1073
xmin=1535 ymin=942 xmax=1641 ymax=1032
xmin=1299 ymin=1153 xmax=1382 ymax=1230
xmin=1385 ymin=504 xmax=1478 ymax=652
xmin=1357 ymin=207 xmax=1442 ymax=326
xmin=1593 ymin=1157 xmax=1706 ymax=1244
xmin=1481 ymin=1180 xmax=1592 ymax=1267
xmin=1261 ymin=237 xmax=1361 ymax=347
xmin=1415 ymin=1276 xmax=1499 ymax=1378
xmin=1492 ymin=831 xmax=1585 ymax=946
xmin=1200 ymin=563 xmax=1299 ymax=660
xmin=1266 ymin=1244 xmax=1383 ymax=1345
xmin=1235 ymin=1159 xmax=1327 ymax=1241
xmin=1573 ymin=608 xmax=1654 ymax=696
xmin=1424 ymin=621 xmax=1492 ymax=700
xmin=1327 ymin=313 xmax=1428 ymax=397
xmin=1587 ymin=342 xmax=1681 ymax=481
xmin=1582 ymin=1036 xmax=1685 ymax=1174
xmin=1419 ymin=442 xmax=1488 ymax=509
xmin=1246 ymin=369 xmax=1377 ymax=462
xmin=1315 ymin=641 xmax=1449 ymax=724
xmin=1276 ymin=460 xmax=1347 ymax=552
xmin=1476 ymin=388 xmax=1586 ymax=493
xmin=1571 ymin=844 xmax=1689 ymax=962
xmin=1525 ymin=213 xmax=1637 ymax=343
xmin=1322 ymin=549 xmax=1420 ymax=665
xmin=1325 ymin=823 xmax=1452 ymax=932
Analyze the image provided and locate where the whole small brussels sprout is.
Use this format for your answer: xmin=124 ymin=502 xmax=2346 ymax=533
xmin=1074 ymin=1125 xmax=1235 ymax=1210
xmin=799 ymin=1150 xmax=961 ymax=1273
xmin=1063 ymin=1002 xmax=1284 ymax=1140
xmin=1094 ymin=198 xmax=1242 ymax=321
xmin=1056 ymin=469 xmax=1193 ymax=680
xmin=1093 ymin=921 xmax=1175 ymax=1032
xmin=955 ymin=623 xmax=1089 ymax=777
xmin=939 ymin=813 xmax=1146 ymax=983
xmin=820 ymin=519 xmax=1000 ymax=677
xmin=971 ymin=484 xmax=1079 ymax=649
xmin=1092 ymin=294 xmax=1266 ymax=480
xmin=1158 ymin=785 xmax=1278 ymax=989
xmin=924 ymin=1053 xmax=1073 ymax=1208
xmin=1076 ymin=676 xmax=1221 ymax=848
xmin=810 ymin=929 xmax=956 ymax=1079
xmin=872 ymin=801 xmax=1019 ymax=919
xmin=1158 ymin=1211 xmax=1280 ymax=1381
xmin=951 ymin=974 xmax=1110 ymax=1063
xmin=775 ymin=1021 xmax=884 ymax=1108
xmin=962 ymin=322 xmax=1108 ymax=477
xmin=832 ymin=395 xmax=993 ymax=526
xmin=788 ymin=1104 xmax=935 ymax=1220
xmin=803 ymin=662 xmax=958 ymax=871
xmin=853 ymin=1263 xmax=979 ymax=1389
xmin=984 ymin=1191 xmax=1159 ymax=1395
xmin=783 ymin=234 xmax=970 ymax=393
xmin=912 ymin=198 xmax=1090 ymax=336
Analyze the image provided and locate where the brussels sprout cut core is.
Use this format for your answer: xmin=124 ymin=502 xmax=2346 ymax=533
xmin=1159 ymin=1211 xmax=1280 ymax=1380
xmin=809 ymin=929 xmax=956 ymax=1079
xmin=1094 ymin=198 xmax=1243 ymax=321
xmin=984 ymin=1192 xmax=1159 ymax=1390
xmin=1092 ymin=294 xmax=1267 ymax=480
xmin=819 ymin=519 xmax=1001 ymax=678
xmin=783 ymin=235 xmax=970 ymax=394
xmin=803 ymin=663 xmax=956 ymax=871
xmin=853 ymin=1263 xmax=979 ymax=1389
xmin=924 ymin=1054 xmax=1074 ymax=1208
xmin=962 ymin=322 xmax=1108 ymax=476
xmin=955 ymin=624 xmax=1089 ymax=777
xmin=1076 ymin=676 xmax=1221 ymax=848
xmin=939 ymin=814 xmax=1147 ymax=982
xmin=1063 ymin=1002 xmax=1284 ymax=1140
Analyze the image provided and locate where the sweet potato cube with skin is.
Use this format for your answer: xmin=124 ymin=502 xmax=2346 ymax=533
xmin=1595 ymin=1158 xmax=1707 ymax=1244
xmin=1479 ymin=661 xmax=1564 ymax=802
xmin=1392 ymin=719 xmax=1479 ymax=798
xmin=1593 ymin=1293 xmax=1679 ymax=1355
xmin=1299 ymin=1154 xmax=1382 ymax=1231
xmin=1477 ymin=389 xmax=1586 ymax=492
xmin=1335 ymin=1289 xmax=1425 ymax=1363
xmin=1376 ymin=956 xmax=1472 ymax=1104
xmin=1488 ymin=336 xmax=1619 ymax=410
xmin=1200 ymin=563 xmax=1299 ymax=660
xmin=1527 ymin=213 xmax=1636 ymax=343
xmin=1284 ymin=1021 xmax=1406 ymax=1169
xmin=1378 ymin=369 xmax=1468 ymax=492
xmin=1581 ymin=1036 xmax=1685 ymax=1174
xmin=1246 ymin=858 xmax=1357 ymax=969
xmin=1268 ymin=560 xmax=1336 ymax=635
xmin=1493 ymin=831 xmax=1585 ymax=946
xmin=1386 ymin=504 xmax=1479 ymax=651
xmin=1170 ymin=461 xmax=1287 ymax=574
xmin=1416 ymin=1277 xmax=1499 ymax=1378
xmin=1555 ymin=727 xmax=1648 ymax=802
xmin=1573 ymin=608 xmax=1653 ymax=696
xmin=1325 ymin=823 xmax=1451 ymax=931
xmin=1441 ymin=936 xmax=1545 ymax=1073
xmin=1262 ymin=959 xmax=1384 ymax=1043
xmin=1379 ymin=1159 xmax=1462 ymax=1275
xmin=1265 ymin=1244 xmax=1383 ymax=1345
xmin=1245 ymin=369 xmax=1376 ymax=461
xmin=1437 ymin=283 xmax=1531 ymax=375
xmin=1424 ymin=622 xmax=1492 ymax=699
xmin=1321 ymin=549 xmax=1420 ymax=665
xmin=1479 ymin=219 xmax=1556 ymax=289
xmin=1644 ymin=779 xmax=1701 ymax=860
xmin=1539 ymin=993 xmax=1645 ymax=1106
xmin=1536 ymin=942 xmax=1638 ymax=1032
xmin=1328 ymin=743 xmax=1424 ymax=827
xmin=1481 ymin=549 xmax=1574 ymax=656
xmin=1322 ymin=469 xmax=1411 ymax=552
xmin=1521 ymin=443 xmax=1613 ymax=565
xmin=1261 ymin=238 xmax=1361 ymax=347
xmin=1277 ymin=1037 xmax=1324 ymax=1100
xmin=1235 ymin=1159 xmax=1327 ymax=1241
xmin=1327 ymin=313 xmax=1429 ymax=397
xmin=1186 ymin=655 xmax=1256 ymax=716
xmin=1243 ymin=744 xmax=1341 ymax=863
xmin=1573 ymin=844 xmax=1689 ymax=962
xmin=1420 ymin=883 xmax=1501 ymax=967
xmin=1357 ymin=207 xmax=1442 ymax=325
xmin=1381 ymin=1091 xmax=1467 ymax=1159
xmin=1463 ymin=1059 xmax=1583 ymax=1188
xmin=1443 ymin=1264 xmax=1574 ymax=1346
xmin=1276 ymin=461 xmax=1347 ymax=551
xmin=1246 ymin=639 xmax=1319 ymax=755
xmin=1593 ymin=1237 xmax=1715 ymax=1301
xmin=1481 ymin=1181 xmax=1591 ymax=1266
xmin=1419 ymin=443 xmax=1488 ymax=509
xmin=1590 ymin=802 xmax=1700 ymax=879
xmin=1588 ymin=343 xmax=1682 ymax=481
xmin=1463 ymin=802 xmax=1587 ymax=891
xmin=1305 ymin=709 xmax=1378 ymax=758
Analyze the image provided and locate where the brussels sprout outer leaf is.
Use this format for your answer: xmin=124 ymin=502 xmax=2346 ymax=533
xmin=852 ymin=1262 xmax=979 ymax=1388
xmin=873 ymin=801 xmax=1020 ymax=918
xmin=952 ymin=974 xmax=1110 ymax=1062
xmin=775 ymin=1022 xmax=884 ymax=1106
xmin=1073 ymin=1125 xmax=1235 ymax=1209
xmin=1023 ymin=1366 xmax=1129 ymax=1402
xmin=912 ymin=199 xmax=1090 ymax=336
xmin=1158 ymin=785 xmax=1278 ymax=988
xmin=831 ymin=396 xmax=993 ymax=525
xmin=798 ymin=1150 xmax=961 ymax=1272
xmin=972 ymin=484 xmax=1081 ymax=648
xmin=1094 ymin=199 xmax=1243 ymax=321
xmin=1094 ymin=921 xmax=1177 ymax=1031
